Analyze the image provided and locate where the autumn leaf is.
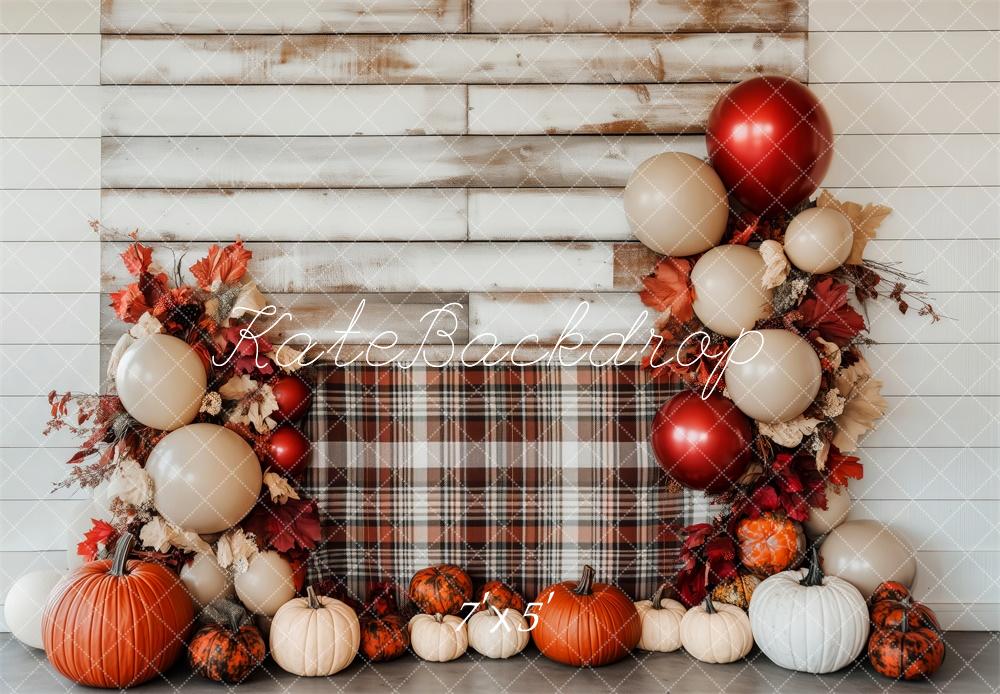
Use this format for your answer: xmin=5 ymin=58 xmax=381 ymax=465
xmin=833 ymin=356 xmax=887 ymax=451
xmin=242 ymin=497 xmax=321 ymax=553
xmin=77 ymin=519 xmax=117 ymax=561
xmin=190 ymin=240 xmax=253 ymax=291
xmin=109 ymin=283 xmax=150 ymax=323
xmin=817 ymin=190 xmax=892 ymax=265
xmin=639 ymin=257 xmax=695 ymax=322
xmin=120 ymin=242 xmax=153 ymax=276
xmin=826 ymin=447 xmax=864 ymax=486
xmin=797 ymin=277 xmax=866 ymax=347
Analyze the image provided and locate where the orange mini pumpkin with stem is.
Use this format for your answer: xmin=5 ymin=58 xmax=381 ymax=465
xmin=477 ymin=580 xmax=527 ymax=614
xmin=736 ymin=512 xmax=806 ymax=576
xmin=407 ymin=564 xmax=473 ymax=615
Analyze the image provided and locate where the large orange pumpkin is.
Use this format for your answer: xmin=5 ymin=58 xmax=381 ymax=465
xmin=43 ymin=533 xmax=194 ymax=688
xmin=407 ymin=564 xmax=473 ymax=615
xmin=736 ymin=512 xmax=805 ymax=576
xmin=532 ymin=565 xmax=641 ymax=667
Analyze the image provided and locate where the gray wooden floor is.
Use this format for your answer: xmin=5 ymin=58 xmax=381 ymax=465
xmin=2 ymin=632 xmax=997 ymax=693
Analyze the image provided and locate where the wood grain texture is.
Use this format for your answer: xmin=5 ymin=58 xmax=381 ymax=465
xmin=471 ymin=0 xmax=807 ymax=33
xmin=101 ymin=0 xmax=468 ymax=33
xmin=100 ymin=33 xmax=806 ymax=85
xmin=103 ymin=85 xmax=467 ymax=136
xmin=468 ymin=84 xmax=726 ymax=135
xmin=100 ymin=188 xmax=468 ymax=241
xmin=809 ymin=0 xmax=1000 ymax=31
xmin=469 ymin=188 xmax=630 ymax=241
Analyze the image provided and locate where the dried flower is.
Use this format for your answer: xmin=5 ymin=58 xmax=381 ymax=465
xmin=216 ymin=528 xmax=259 ymax=574
xmin=263 ymin=471 xmax=300 ymax=504
xmin=758 ymin=415 xmax=822 ymax=447
xmin=200 ymin=391 xmax=222 ymax=416
xmin=759 ymin=240 xmax=790 ymax=289
xmin=104 ymin=457 xmax=153 ymax=509
xmin=107 ymin=333 xmax=135 ymax=380
xmin=229 ymin=282 xmax=268 ymax=321
xmin=833 ymin=356 xmax=887 ymax=451
xmin=815 ymin=336 xmax=842 ymax=370
xmin=139 ymin=516 xmax=212 ymax=555
xmin=128 ymin=312 xmax=163 ymax=338
xmin=224 ymin=379 xmax=279 ymax=433
xmin=820 ymin=388 xmax=846 ymax=418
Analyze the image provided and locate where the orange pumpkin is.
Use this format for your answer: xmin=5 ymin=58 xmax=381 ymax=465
xmin=868 ymin=612 xmax=946 ymax=680
xmin=870 ymin=581 xmax=914 ymax=606
xmin=736 ymin=513 xmax=805 ymax=576
xmin=870 ymin=582 xmax=941 ymax=631
xmin=360 ymin=613 xmax=410 ymax=662
xmin=408 ymin=564 xmax=473 ymax=615
xmin=43 ymin=533 xmax=194 ymax=688
xmin=532 ymin=565 xmax=641 ymax=667
xmin=477 ymin=580 xmax=527 ymax=614
xmin=711 ymin=573 xmax=761 ymax=611
xmin=188 ymin=600 xmax=265 ymax=684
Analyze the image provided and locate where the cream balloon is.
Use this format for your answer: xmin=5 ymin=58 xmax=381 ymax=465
xmin=725 ymin=329 xmax=822 ymax=423
xmin=784 ymin=207 xmax=853 ymax=273
xmin=180 ymin=553 xmax=235 ymax=609
xmin=4 ymin=570 xmax=64 ymax=649
xmin=819 ymin=520 xmax=917 ymax=599
xmin=691 ymin=245 xmax=773 ymax=337
xmin=115 ymin=334 xmax=207 ymax=431
xmin=624 ymin=152 xmax=729 ymax=256
xmin=235 ymin=551 xmax=296 ymax=617
xmin=804 ymin=483 xmax=852 ymax=537
xmin=145 ymin=423 xmax=262 ymax=534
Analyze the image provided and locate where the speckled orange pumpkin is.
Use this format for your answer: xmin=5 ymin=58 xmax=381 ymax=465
xmin=736 ymin=513 xmax=805 ymax=576
xmin=407 ymin=564 xmax=473 ymax=615
xmin=868 ymin=613 xmax=945 ymax=680
xmin=477 ymin=580 xmax=527 ymax=614
xmin=188 ymin=599 xmax=266 ymax=685
xmin=711 ymin=573 xmax=761 ymax=611
xmin=870 ymin=582 xmax=941 ymax=631
xmin=360 ymin=613 xmax=409 ymax=662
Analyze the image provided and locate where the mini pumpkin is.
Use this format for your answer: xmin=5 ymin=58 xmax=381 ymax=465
xmin=737 ymin=512 xmax=805 ymax=576
xmin=468 ymin=607 xmax=530 ymax=659
xmin=679 ymin=593 xmax=753 ymax=664
xmin=188 ymin=600 xmax=266 ymax=684
xmin=270 ymin=586 xmax=360 ymax=676
xmin=477 ymin=580 xmax=527 ymax=615
xmin=869 ymin=582 xmax=941 ymax=631
xmin=868 ymin=612 xmax=946 ymax=680
xmin=408 ymin=564 xmax=473 ymax=615
xmin=408 ymin=613 xmax=468 ymax=662
xmin=634 ymin=584 xmax=686 ymax=652
xmin=360 ymin=613 xmax=409 ymax=662
xmin=711 ymin=573 xmax=761 ymax=611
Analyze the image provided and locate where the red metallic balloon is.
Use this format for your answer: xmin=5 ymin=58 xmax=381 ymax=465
xmin=267 ymin=425 xmax=311 ymax=477
xmin=706 ymin=76 xmax=833 ymax=215
xmin=270 ymin=374 xmax=313 ymax=421
xmin=651 ymin=391 xmax=753 ymax=493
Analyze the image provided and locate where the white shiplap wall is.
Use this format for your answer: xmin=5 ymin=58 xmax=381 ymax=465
xmin=1 ymin=0 xmax=998 ymax=632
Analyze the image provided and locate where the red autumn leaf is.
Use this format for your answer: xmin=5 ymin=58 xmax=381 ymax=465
xmin=639 ymin=257 xmax=695 ymax=322
xmin=242 ymin=497 xmax=321 ymax=554
xmin=750 ymin=485 xmax=780 ymax=515
xmin=797 ymin=277 xmax=866 ymax=347
xmin=827 ymin=447 xmax=864 ymax=486
xmin=109 ymin=283 xmax=150 ymax=323
xmin=77 ymin=519 xmax=117 ymax=561
xmin=682 ymin=523 xmax=714 ymax=549
xmin=704 ymin=536 xmax=736 ymax=562
xmin=120 ymin=242 xmax=153 ymax=276
xmin=782 ymin=494 xmax=812 ymax=522
xmin=190 ymin=240 xmax=252 ymax=291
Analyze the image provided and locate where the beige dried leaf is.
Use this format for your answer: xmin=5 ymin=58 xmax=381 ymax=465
xmin=263 ymin=471 xmax=300 ymax=504
xmin=816 ymin=190 xmax=892 ymax=265
xmin=216 ymin=528 xmax=259 ymax=574
xmin=758 ymin=415 xmax=822 ymax=447
xmin=758 ymin=240 xmax=790 ymax=289
xmin=833 ymin=356 xmax=887 ymax=451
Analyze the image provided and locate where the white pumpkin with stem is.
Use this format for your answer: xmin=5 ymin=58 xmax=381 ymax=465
xmin=270 ymin=586 xmax=360 ymax=676
xmin=408 ymin=613 xmax=468 ymax=662
xmin=680 ymin=593 xmax=754 ymax=664
xmin=634 ymin=584 xmax=686 ymax=652
xmin=467 ymin=606 xmax=529 ymax=659
xmin=750 ymin=546 xmax=869 ymax=673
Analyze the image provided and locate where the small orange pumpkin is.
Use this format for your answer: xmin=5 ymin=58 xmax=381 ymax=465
xmin=869 ymin=582 xmax=941 ymax=631
xmin=736 ymin=512 xmax=805 ymax=576
xmin=711 ymin=573 xmax=761 ymax=611
xmin=868 ymin=612 xmax=945 ymax=680
xmin=477 ymin=580 xmax=527 ymax=614
xmin=188 ymin=600 xmax=266 ymax=684
xmin=360 ymin=613 xmax=410 ymax=662
xmin=408 ymin=564 xmax=473 ymax=615
xmin=43 ymin=533 xmax=194 ymax=688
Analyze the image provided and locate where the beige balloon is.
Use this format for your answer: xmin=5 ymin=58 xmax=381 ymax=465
xmin=784 ymin=207 xmax=853 ymax=273
xmin=624 ymin=152 xmax=729 ymax=257
xmin=115 ymin=334 xmax=207 ymax=431
xmin=235 ymin=551 xmax=296 ymax=617
xmin=804 ymin=483 xmax=852 ymax=537
xmin=691 ymin=245 xmax=773 ymax=337
xmin=180 ymin=553 xmax=235 ymax=609
xmin=819 ymin=520 xmax=916 ymax=599
xmin=145 ymin=423 xmax=262 ymax=534
xmin=4 ymin=570 xmax=65 ymax=649
xmin=725 ymin=329 xmax=821 ymax=423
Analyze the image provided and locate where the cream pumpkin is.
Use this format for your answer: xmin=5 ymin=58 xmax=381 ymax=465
xmin=467 ymin=608 xmax=529 ymax=659
xmin=634 ymin=584 xmax=685 ymax=652
xmin=679 ymin=594 xmax=754 ymax=664
xmin=408 ymin=613 xmax=468 ymax=662
xmin=269 ymin=587 xmax=360 ymax=676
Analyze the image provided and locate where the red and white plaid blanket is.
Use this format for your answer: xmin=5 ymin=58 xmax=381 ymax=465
xmin=304 ymin=363 xmax=703 ymax=603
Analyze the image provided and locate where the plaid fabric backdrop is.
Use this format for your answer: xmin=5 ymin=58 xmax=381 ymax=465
xmin=304 ymin=362 xmax=706 ymax=604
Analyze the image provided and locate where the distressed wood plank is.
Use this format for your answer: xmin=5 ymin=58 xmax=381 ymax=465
xmin=809 ymin=0 xmax=1000 ymax=31
xmin=100 ymin=135 xmax=704 ymax=188
xmin=100 ymin=189 xmax=468 ymax=241
xmin=469 ymin=188 xmax=630 ymax=241
xmin=471 ymin=0 xmax=807 ymax=32
xmin=101 ymin=0 xmax=468 ymax=33
xmin=100 ymin=33 xmax=806 ymax=85
xmin=103 ymin=85 xmax=467 ymax=136
xmin=468 ymin=84 xmax=725 ymax=135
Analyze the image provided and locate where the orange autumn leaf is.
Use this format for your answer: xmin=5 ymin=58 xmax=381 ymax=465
xmin=639 ymin=257 xmax=695 ymax=322
xmin=109 ymin=283 xmax=150 ymax=323
xmin=189 ymin=239 xmax=252 ymax=291
xmin=120 ymin=242 xmax=153 ymax=276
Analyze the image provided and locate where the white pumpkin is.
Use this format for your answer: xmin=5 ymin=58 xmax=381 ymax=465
xmin=680 ymin=594 xmax=754 ymax=664
xmin=750 ymin=548 xmax=869 ymax=674
xmin=3 ymin=570 xmax=65 ymax=649
xmin=467 ymin=608 xmax=529 ymax=659
xmin=634 ymin=584 xmax=686 ymax=652
xmin=234 ymin=550 xmax=295 ymax=617
xmin=408 ymin=613 xmax=468 ymax=662
xmin=270 ymin=587 xmax=360 ymax=676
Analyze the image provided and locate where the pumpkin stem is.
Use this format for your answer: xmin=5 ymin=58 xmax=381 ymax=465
xmin=702 ymin=593 xmax=717 ymax=615
xmin=306 ymin=585 xmax=321 ymax=609
xmin=650 ymin=583 xmax=667 ymax=610
xmin=110 ymin=532 xmax=135 ymax=577
xmin=573 ymin=565 xmax=595 ymax=596
xmin=799 ymin=545 xmax=825 ymax=587
xmin=900 ymin=610 xmax=909 ymax=633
